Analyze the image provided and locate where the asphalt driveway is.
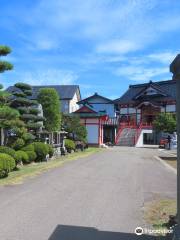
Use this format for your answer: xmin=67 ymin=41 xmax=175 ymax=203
xmin=0 ymin=147 xmax=176 ymax=240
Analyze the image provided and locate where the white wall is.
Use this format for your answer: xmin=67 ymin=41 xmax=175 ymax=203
xmin=86 ymin=125 xmax=99 ymax=144
xmin=120 ymin=108 xmax=128 ymax=114
xmin=136 ymin=129 xmax=153 ymax=147
xmin=161 ymin=107 xmax=165 ymax=112
xmin=69 ymin=93 xmax=79 ymax=113
xmin=166 ymin=104 xmax=176 ymax=112
xmin=120 ymin=107 xmax=137 ymax=114
xmin=129 ymin=108 xmax=136 ymax=114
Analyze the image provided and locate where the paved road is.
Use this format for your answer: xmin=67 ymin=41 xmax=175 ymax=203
xmin=0 ymin=147 xmax=176 ymax=240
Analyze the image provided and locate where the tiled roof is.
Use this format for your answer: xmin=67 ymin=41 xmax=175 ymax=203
xmin=77 ymin=92 xmax=114 ymax=104
xmin=73 ymin=112 xmax=106 ymax=118
xmin=115 ymin=80 xmax=176 ymax=104
xmin=6 ymin=85 xmax=80 ymax=100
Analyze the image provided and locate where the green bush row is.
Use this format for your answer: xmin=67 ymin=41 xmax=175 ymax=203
xmin=0 ymin=142 xmax=54 ymax=178
xmin=65 ymin=139 xmax=75 ymax=153
xmin=0 ymin=153 xmax=15 ymax=178
xmin=21 ymin=142 xmax=54 ymax=162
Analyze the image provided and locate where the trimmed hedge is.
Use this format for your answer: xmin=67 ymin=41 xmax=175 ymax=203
xmin=47 ymin=144 xmax=54 ymax=158
xmin=15 ymin=150 xmax=29 ymax=164
xmin=22 ymin=133 xmax=35 ymax=143
xmin=0 ymin=146 xmax=16 ymax=158
xmin=14 ymin=151 xmax=22 ymax=165
xmin=11 ymin=138 xmax=25 ymax=150
xmin=25 ymin=151 xmax=37 ymax=162
xmin=0 ymin=153 xmax=15 ymax=178
xmin=21 ymin=144 xmax=35 ymax=152
xmin=33 ymin=142 xmax=49 ymax=161
xmin=65 ymin=139 xmax=75 ymax=153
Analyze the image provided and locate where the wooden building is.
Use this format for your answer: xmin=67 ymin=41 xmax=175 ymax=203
xmin=76 ymin=93 xmax=117 ymax=145
xmin=115 ymin=80 xmax=176 ymax=146
xmin=73 ymin=104 xmax=108 ymax=146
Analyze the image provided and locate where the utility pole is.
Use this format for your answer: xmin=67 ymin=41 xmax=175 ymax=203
xmin=170 ymin=54 xmax=180 ymax=239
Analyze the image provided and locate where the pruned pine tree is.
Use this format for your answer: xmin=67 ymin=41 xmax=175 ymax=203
xmin=10 ymin=83 xmax=45 ymax=134
xmin=0 ymin=45 xmax=13 ymax=73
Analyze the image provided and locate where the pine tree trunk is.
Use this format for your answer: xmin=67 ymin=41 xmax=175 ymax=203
xmin=0 ymin=128 xmax=4 ymax=146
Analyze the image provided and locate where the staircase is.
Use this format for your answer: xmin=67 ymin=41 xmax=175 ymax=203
xmin=116 ymin=128 xmax=137 ymax=146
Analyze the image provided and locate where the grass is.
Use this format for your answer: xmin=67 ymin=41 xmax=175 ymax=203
xmin=160 ymin=156 xmax=177 ymax=169
xmin=144 ymin=199 xmax=176 ymax=235
xmin=165 ymin=160 xmax=177 ymax=169
xmin=0 ymin=148 xmax=102 ymax=186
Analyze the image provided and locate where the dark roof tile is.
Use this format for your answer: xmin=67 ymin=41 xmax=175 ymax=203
xmin=7 ymin=85 xmax=80 ymax=100
xmin=115 ymin=80 xmax=176 ymax=104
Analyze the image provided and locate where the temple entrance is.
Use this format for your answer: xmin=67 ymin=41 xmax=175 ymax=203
xmin=103 ymin=126 xmax=115 ymax=144
xmin=143 ymin=132 xmax=158 ymax=145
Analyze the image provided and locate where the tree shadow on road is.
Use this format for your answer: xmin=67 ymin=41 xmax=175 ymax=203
xmin=48 ymin=225 xmax=168 ymax=240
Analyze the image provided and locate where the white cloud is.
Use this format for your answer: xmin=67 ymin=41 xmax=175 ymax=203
xmin=115 ymin=65 xmax=168 ymax=81
xmin=148 ymin=52 xmax=177 ymax=64
xmin=7 ymin=0 xmax=160 ymax=52
xmin=1 ymin=0 xmax=180 ymax=88
xmin=34 ymin=39 xmax=59 ymax=51
xmin=96 ymin=39 xmax=140 ymax=54
xmin=18 ymin=69 xmax=78 ymax=86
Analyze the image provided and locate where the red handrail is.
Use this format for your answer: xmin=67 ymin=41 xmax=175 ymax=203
xmin=115 ymin=122 xmax=137 ymax=144
xmin=116 ymin=121 xmax=153 ymax=145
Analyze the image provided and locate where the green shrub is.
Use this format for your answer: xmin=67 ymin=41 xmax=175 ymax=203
xmin=21 ymin=144 xmax=35 ymax=152
xmin=15 ymin=150 xmax=29 ymax=164
xmin=11 ymin=138 xmax=25 ymax=150
xmin=22 ymin=133 xmax=35 ymax=143
xmin=29 ymin=108 xmax=40 ymax=115
xmin=47 ymin=144 xmax=54 ymax=158
xmin=25 ymin=151 xmax=37 ymax=162
xmin=14 ymin=151 xmax=22 ymax=165
xmin=65 ymin=139 xmax=75 ymax=153
xmin=0 ymin=146 xmax=16 ymax=158
xmin=0 ymin=153 xmax=15 ymax=178
xmin=17 ymin=107 xmax=28 ymax=114
xmin=33 ymin=142 xmax=49 ymax=161
xmin=15 ymin=82 xmax=32 ymax=90
xmin=27 ymin=122 xmax=43 ymax=130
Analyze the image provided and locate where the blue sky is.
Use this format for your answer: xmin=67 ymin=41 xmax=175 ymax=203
xmin=0 ymin=0 xmax=180 ymax=99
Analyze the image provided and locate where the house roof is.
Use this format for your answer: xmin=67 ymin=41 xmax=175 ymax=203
xmin=6 ymin=85 xmax=81 ymax=100
xmin=73 ymin=104 xmax=107 ymax=118
xmin=73 ymin=112 xmax=106 ymax=118
xmin=75 ymin=104 xmax=97 ymax=114
xmin=77 ymin=92 xmax=114 ymax=104
xmin=114 ymin=80 xmax=176 ymax=105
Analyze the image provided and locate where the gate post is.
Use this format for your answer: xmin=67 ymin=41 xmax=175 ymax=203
xmin=170 ymin=54 xmax=180 ymax=239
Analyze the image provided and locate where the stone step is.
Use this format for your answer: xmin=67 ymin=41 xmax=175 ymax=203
xmin=116 ymin=127 xmax=137 ymax=146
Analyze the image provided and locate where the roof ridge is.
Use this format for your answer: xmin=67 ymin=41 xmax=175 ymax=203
xmin=129 ymin=80 xmax=175 ymax=88
xmin=77 ymin=92 xmax=113 ymax=104
xmin=32 ymin=84 xmax=79 ymax=87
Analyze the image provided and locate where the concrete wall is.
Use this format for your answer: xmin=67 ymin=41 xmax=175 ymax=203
xmin=135 ymin=129 xmax=153 ymax=147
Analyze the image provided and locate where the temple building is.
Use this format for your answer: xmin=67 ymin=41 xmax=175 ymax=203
xmin=74 ymin=93 xmax=117 ymax=146
xmin=115 ymin=80 xmax=176 ymax=146
xmin=74 ymin=80 xmax=176 ymax=147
